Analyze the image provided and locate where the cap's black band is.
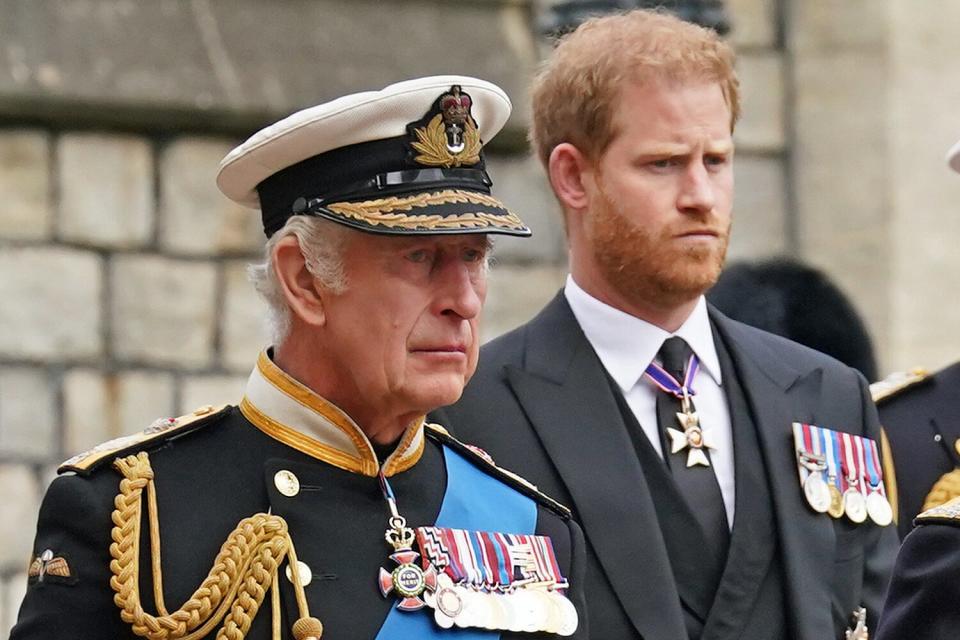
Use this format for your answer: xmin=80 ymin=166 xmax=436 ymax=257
xmin=302 ymin=168 xmax=492 ymax=209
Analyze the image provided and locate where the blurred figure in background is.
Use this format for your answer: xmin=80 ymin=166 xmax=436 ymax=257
xmin=875 ymin=136 xmax=960 ymax=640
xmin=707 ymin=258 xmax=878 ymax=381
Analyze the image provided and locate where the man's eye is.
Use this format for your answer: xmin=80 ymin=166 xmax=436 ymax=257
xmin=462 ymin=248 xmax=485 ymax=263
xmin=407 ymin=249 xmax=430 ymax=263
xmin=706 ymin=154 xmax=729 ymax=166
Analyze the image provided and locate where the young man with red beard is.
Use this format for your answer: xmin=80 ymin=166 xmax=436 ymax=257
xmin=435 ymin=10 xmax=897 ymax=640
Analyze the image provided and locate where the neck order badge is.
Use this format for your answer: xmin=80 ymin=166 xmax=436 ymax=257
xmin=645 ymin=351 xmax=715 ymax=467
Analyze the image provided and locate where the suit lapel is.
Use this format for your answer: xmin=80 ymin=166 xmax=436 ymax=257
xmin=506 ymin=294 xmax=687 ymax=640
xmin=710 ymin=310 xmax=835 ymax=640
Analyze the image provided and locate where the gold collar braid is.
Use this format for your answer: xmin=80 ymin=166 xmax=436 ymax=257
xmin=110 ymin=452 xmax=323 ymax=640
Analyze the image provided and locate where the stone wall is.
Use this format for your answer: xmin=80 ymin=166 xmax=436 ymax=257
xmin=3 ymin=0 xmax=960 ymax=633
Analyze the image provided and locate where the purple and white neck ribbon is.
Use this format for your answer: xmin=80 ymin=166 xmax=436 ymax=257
xmin=644 ymin=351 xmax=700 ymax=400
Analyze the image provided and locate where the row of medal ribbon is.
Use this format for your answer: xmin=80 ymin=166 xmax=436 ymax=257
xmin=792 ymin=423 xmax=893 ymax=526
xmin=415 ymin=526 xmax=578 ymax=635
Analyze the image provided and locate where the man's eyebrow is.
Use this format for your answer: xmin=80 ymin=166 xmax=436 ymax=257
xmin=705 ymin=140 xmax=734 ymax=154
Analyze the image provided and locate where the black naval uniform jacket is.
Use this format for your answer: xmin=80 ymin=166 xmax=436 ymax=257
xmin=876 ymin=361 xmax=960 ymax=540
xmin=12 ymin=351 xmax=587 ymax=640
xmin=875 ymin=498 xmax=960 ymax=639
xmin=434 ymin=293 xmax=899 ymax=640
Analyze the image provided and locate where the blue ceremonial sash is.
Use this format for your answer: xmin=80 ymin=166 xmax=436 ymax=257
xmin=374 ymin=444 xmax=538 ymax=639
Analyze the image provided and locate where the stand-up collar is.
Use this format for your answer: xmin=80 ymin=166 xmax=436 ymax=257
xmin=564 ymin=275 xmax=723 ymax=393
xmin=239 ymin=350 xmax=425 ymax=477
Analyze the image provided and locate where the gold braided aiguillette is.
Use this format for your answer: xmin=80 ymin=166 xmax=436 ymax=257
xmin=110 ymin=452 xmax=323 ymax=639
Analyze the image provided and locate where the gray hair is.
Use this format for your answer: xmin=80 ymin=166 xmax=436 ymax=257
xmin=248 ymin=215 xmax=350 ymax=345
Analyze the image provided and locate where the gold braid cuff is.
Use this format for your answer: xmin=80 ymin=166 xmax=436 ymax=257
xmin=110 ymin=452 xmax=323 ymax=640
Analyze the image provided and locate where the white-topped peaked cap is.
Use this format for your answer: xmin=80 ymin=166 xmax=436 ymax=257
xmin=216 ymin=75 xmax=530 ymax=238
xmin=948 ymin=137 xmax=960 ymax=173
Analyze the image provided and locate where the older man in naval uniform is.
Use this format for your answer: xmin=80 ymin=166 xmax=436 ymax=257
xmin=435 ymin=11 xmax=898 ymax=640
xmin=12 ymin=76 xmax=586 ymax=640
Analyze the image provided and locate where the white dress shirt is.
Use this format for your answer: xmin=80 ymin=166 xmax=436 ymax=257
xmin=564 ymin=275 xmax=736 ymax=527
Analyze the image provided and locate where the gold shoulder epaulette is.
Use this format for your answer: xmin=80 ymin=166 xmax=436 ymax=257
xmin=915 ymin=496 xmax=960 ymax=526
xmin=424 ymin=423 xmax=572 ymax=519
xmin=58 ymin=404 xmax=230 ymax=475
xmin=870 ymin=368 xmax=930 ymax=404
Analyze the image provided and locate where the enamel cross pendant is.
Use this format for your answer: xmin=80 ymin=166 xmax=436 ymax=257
xmin=667 ymin=406 xmax=715 ymax=467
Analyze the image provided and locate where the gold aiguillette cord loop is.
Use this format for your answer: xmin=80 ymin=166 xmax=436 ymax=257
xmin=110 ymin=452 xmax=323 ymax=640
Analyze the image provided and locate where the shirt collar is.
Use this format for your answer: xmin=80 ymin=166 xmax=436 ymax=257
xmin=564 ymin=275 xmax=723 ymax=393
xmin=239 ymin=350 xmax=425 ymax=477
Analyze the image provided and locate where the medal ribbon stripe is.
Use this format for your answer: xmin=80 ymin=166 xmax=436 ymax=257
xmin=484 ymin=532 xmax=511 ymax=587
xmin=832 ymin=430 xmax=848 ymax=492
xmin=841 ymin=432 xmax=857 ymax=489
xmin=792 ymin=423 xmax=808 ymax=486
xmin=472 ymin=531 xmax=496 ymax=587
xmin=643 ymin=354 xmax=700 ymax=398
xmin=824 ymin=427 xmax=842 ymax=491
xmin=490 ymin=533 xmax=512 ymax=586
xmin=865 ymin=439 xmax=886 ymax=496
xmin=854 ymin=435 xmax=868 ymax=494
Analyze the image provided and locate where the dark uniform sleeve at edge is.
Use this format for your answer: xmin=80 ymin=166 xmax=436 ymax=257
xmin=875 ymin=524 xmax=960 ymax=640
xmin=854 ymin=371 xmax=899 ymax=630
xmin=10 ymin=472 xmax=128 ymax=640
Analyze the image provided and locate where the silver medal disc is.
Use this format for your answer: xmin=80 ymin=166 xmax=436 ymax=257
xmin=843 ymin=488 xmax=867 ymax=523
xmin=866 ymin=491 xmax=893 ymax=526
xmin=552 ymin=592 xmax=580 ymax=637
xmin=803 ymin=474 xmax=831 ymax=513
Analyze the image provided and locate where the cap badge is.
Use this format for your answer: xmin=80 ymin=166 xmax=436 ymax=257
xmin=410 ymin=85 xmax=482 ymax=168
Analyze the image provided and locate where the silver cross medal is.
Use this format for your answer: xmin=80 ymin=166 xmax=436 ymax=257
xmin=666 ymin=389 xmax=715 ymax=467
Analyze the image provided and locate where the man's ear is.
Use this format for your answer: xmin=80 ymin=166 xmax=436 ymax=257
xmin=548 ymin=143 xmax=592 ymax=214
xmin=272 ymin=235 xmax=327 ymax=327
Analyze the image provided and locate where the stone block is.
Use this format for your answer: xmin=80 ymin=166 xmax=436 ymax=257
xmin=63 ymin=369 xmax=109 ymax=456
xmin=117 ymin=370 xmax=177 ymax=431
xmin=3 ymin=572 xmax=28 ymax=639
xmin=727 ymin=155 xmax=787 ymax=260
xmin=63 ymin=368 xmax=178 ymax=456
xmin=0 ymin=130 xmax=52 ymax=240
xmin=58 ymin=133 xmax=153 ymax=249
xmin=179 ymin=374 xmax=247 ymax=414
xmin=0 ymin=247 xmax=102 ymax=361
xmin=728 ymin=0 xmax=777 ymax=48
xmin=485 ymin=154 xmax=566 ymax=264
xmin=0 ymin=1 xmax=538 ymax=137
xmin=159 ymin=138 xmax=262 ymax=256
xmin=222 ymin=261 xmax=270 ymax=373
xmin=734 ymin=53 xmax=785 ymax=153
xmin=482 ymin=265 xmax=567 ymax=342
xmin=111 ymin=256 xmax=217 ymax=369
xmin=0 ymin=368 xmax=56 ymax=461
xmin=0 ymin=465 xmax=41 ymax=570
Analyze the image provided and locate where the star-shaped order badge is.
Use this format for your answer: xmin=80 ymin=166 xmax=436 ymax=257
xmin=667 ymin=408 xmax=716 ymax=467
xmin=643 ymin=347 xmax=717 ymax=468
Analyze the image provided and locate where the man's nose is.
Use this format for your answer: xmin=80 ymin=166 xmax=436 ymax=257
xmin=436 ymin=261 xmax=484 ymax=320
xmin=676 ymin=162 xmax=717 ymax=214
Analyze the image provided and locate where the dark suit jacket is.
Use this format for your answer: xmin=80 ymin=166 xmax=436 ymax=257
xmin=435 ymin=292 xmax=899 ymax=640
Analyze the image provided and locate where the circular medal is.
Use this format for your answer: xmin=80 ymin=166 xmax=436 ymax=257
xmin=483 ymin=592 xmax=507 ymax=630
xmin=843 ymin=488 xmax=867 ymax=523
xmin=551 ymin=592 xmax=580 ymax=637
xmin=453 ymin=588 xmax=475 ymax=628
xmin=512 ymin=589 xmax=548 ymax=632
xmin=827 ymin=484 xmax=845 ymax=519
xmin=803 ymin=474 xmax=831 ymax=513
xmin=866 ymin=491 xmax=893 ymax=526
xmin=391 ymin=563 xmax=426 ymax=598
